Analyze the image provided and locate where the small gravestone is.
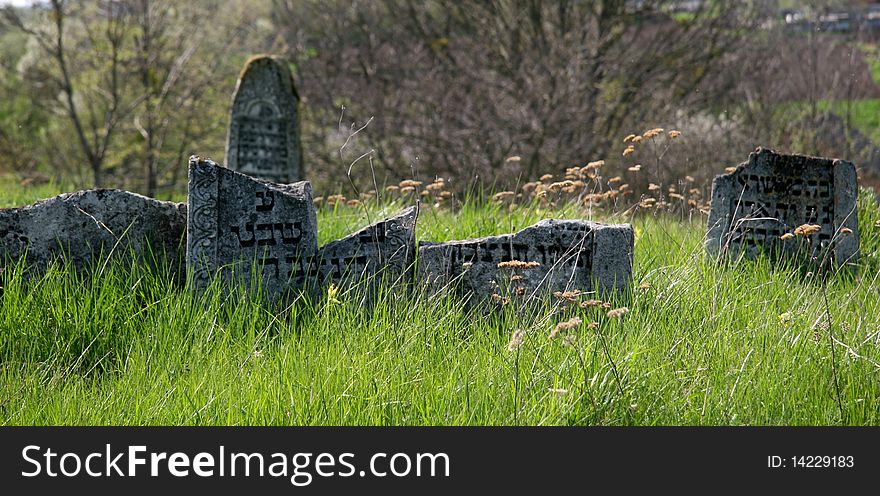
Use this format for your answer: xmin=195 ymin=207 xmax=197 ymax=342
xmin=0 ymin=189 xmax=186 ymax=273
xmin=417 ymin=219 xmax=633 ymax=303
xmin=225 ymin=55 xmax=303 ymax=183
xmin=186 ymin=156 xmax=317 ymax=297
xmin=314 ymin=206 xmax=418 ymax=288
xmin=706 ymin=148 xmax=859 ymax=266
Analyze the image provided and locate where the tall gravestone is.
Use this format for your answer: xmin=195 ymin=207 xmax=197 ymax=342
xmin=225 ymin=55 xmax=303 ymax=183
xmin=417 ymin=219 xmax=633 ymax=304
xmin=0 ymin=189 xmax=186 ymax=274
xmin=314 ymin=206 xmax=418 ymax=288
xmin=186 ymin=156 xmax=317 ymax=297
xmin=706 ymin=148 xmax=859 ymax=266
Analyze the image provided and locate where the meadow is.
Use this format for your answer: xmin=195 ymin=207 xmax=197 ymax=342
xmin=2 ymin=179 xmax=880 ymax=426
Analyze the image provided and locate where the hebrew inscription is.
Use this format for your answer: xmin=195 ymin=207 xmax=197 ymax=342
xmin=706 ymin=148 xmax=859 ymax=265
xmin=417 ymin=219 xmax=633 ymax=304
xmin=186 ymin=156 xmax=317 ymax=297
xmin=226 ymin=56 xmax=303 ymax=183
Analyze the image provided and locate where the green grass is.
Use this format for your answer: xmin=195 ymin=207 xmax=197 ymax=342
xmin=2 ymin=184 xmax=880 ymax=426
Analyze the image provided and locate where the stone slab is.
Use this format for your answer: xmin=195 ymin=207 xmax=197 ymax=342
xmin=706 ymin=147 xmax=859 ymax=266
xmin=225 ymin=55 xmax=303 ymax=183
xmin=0 ymin=189 xmax=186 ymax=273
xmin=314 ymin=205 xmax=418 ymax=288
xmin=417 ymin=219 xmax=633 ymax=303
xmin=186 ymin=156 xmax=317 ymax=297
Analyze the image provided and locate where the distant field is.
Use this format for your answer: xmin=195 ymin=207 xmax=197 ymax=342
xmin=1 ymin=182 xmax=880 ymax=425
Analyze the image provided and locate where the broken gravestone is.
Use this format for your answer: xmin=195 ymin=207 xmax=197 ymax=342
xmin=417 ymin=219 xmax=633 ymax=304
xmin=0 ymin=189 xmax=186 ymax=273
xmin=225 ymin=55 xmax=303 ymax=183
xmin=186 ymin=156 xmax=317 ymax=297
xmin=706 ymin=147 xmax=859 ymax=266
xmin=313 ymin=205 xmax=418 ymax=289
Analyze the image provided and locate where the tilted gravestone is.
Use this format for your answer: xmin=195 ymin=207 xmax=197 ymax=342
xmin=225 ymin=55 xmax=303 ymax=183
xmin=186 ymin=156 xmax=317 ymax=296
xmin=417 ymin=219 xmax=633 ymax=303
xmin=706 ymin=148 xmax=859 ymax=266
xmin=313 ymin=206 xmax=418 ymax=288
xmin=0 ymin=189 xmax=186 ymax=274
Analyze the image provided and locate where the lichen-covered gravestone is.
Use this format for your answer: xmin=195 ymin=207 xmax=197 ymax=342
xmin=186 ymin=156 xmax=317 ymax=297
xmin=313 ymin=206 xmax=418 ymax=288
xmin=417 ymin=219 xmax=633 ymax=304
xmin=0 ymin=189 xmax=186 ymax=273
xmin=706 ymin=148 xmax=859 ymax=266
xmin=225 ymin=55 xmax=303 ymax=183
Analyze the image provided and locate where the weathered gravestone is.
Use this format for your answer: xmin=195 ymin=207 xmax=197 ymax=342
xmin=186 ymin=156 xmax=317 ymax=296
xmin=313 ymin=206 xmax=418 ymax=288
xmin=706 ymin=147 xmax=859 ymax=266
xmin=417 ymin=219 xmax=633 ymax=304
xmin=0 ymin=189 xmax=187 ymax=273
xmin=225 ymin=55 xmax=303 ymax=183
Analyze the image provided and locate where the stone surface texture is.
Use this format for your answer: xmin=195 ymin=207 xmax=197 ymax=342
xmin=186 ymin=156 xmax=317 ymax=296
xmin=417 ymin=219 xmax=633 ymax=303
xmin=315 ymin=206 xmax=418 ymax=287
xmin=0 ymin=189 xmax=186 ymax=272
xmin=706 ymin=147 xmax=859 ymax=266
xmin=225 ymin=55 xmax=303 ymax=183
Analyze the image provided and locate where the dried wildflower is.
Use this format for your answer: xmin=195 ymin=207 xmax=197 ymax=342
xmin=668 ymin=130 xmax=682 ymax=139
xmin=462 ymin=262 xmax=473 ymax=270
xmin=623 ymin=134 xmax=637 ymax=143
xmin=548 ymin=180 xmax=573 ymax=192
xmin=497 ymin=260 xmax=541 ymax=270
xmin=440 ymin=191 xmax=453 ymax=199
xmin=642 ymin=128 xmax=664 ymax=139
xmin=606 ymin=307 xmax=628 ymax=319
xmin=875 ymin=220 xmax=880 ymax=229
xmin=648 ymin=183 xmax=660 ymax=191
xmin=491 ymin=293 xmax=502 ymax=302
xmin=346 ymin=199 xmax=362 ymax=207
xmin=779 ymin=233 xmax=795 ymax=240
xmin=492 ymin=191 xmax=515 ymax=202
xmin=724 ymin=167 xmax=737 ymax=173
xmin=426 ymin=181 xmax=446 ymax=192
xmin=639 ymin=282 xmax=651 ymax=290
xmin=385 ymin=185 xmax=400 ymax=193
xmin=505 ymin=155 xmax=522 ymax=163
xmin=580 ymin=299 xmax=604 ymax=308
xmin=669 ymin=193 xmax=685 ymax=201
xmin=400 ymin=186 xmax=415 ymax=194
xmin=623 ymin=145 xmax=636 ymax=157
xmin=840 ymin=227 xmax=853 ymax=235
xmin=608 ymin=176 xmax=623 ymax=184
xmin=587 ymin=321 xmax=599 ymax=330
xmin=685 ymin=175 xmax=695 ymax=182
xmin=399 ymin=179 xmax=423 ymax=188
xmin=421 ymin=190 xmax=431 ymax=197
xmin=510 ymin=274 xmax=522 ymax=281
xmin=553 ymin=289 xmax=582 ymax=303
xmin=551 ymin=317 xmax=582 ymax=339
xmin=631 ymin=135 xmax=643 ymax=143
xmin=514 ymin=286 xmax=526 ymax=296
xmin=312 ymin=196 xmax=324 ymax=205
xmin=540 ymin=174 xmax=554 ymax=182
xmin=627 ymin=164 xmax=642 ymax=172
xmin=794 ymin=224 xmax=821 ymax=237
xmin=507 ymin=329 xmax=525 ymax=351
xmin=585 ymin=160 xmax=605 ymax=170
xmin=561 ymin=335 xmax=577 ymax=347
